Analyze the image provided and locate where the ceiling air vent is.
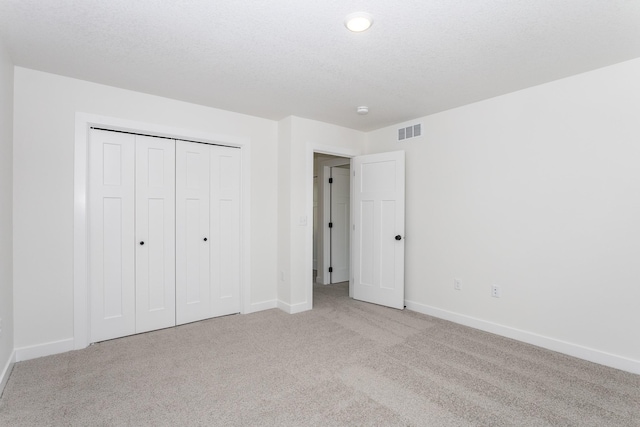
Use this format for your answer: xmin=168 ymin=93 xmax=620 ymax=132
xmin=397 ymin=123 xmax=422 ymax=141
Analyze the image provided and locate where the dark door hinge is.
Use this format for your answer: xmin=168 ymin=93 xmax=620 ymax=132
xmin=329 ymin=177 xmax=333 ymax=184
xmin=329 ymin=267 xmax=333 ymax=273
xmin=329 ymin=222 xmax=333 ymax=228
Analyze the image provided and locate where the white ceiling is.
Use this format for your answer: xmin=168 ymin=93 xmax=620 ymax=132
xmin=1 ymin=0 xmax=639 ymax=132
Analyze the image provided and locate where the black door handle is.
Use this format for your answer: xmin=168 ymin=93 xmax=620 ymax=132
xmin=203 ymin=237 xmax=208 ymax=242
xmin=140 ymin=241 xmax=145 ymax=245
xmin=395 ymin=235 xmax=402 ymax=241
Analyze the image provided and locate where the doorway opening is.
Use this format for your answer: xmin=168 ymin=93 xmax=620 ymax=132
xmin=313 ymin=153 xmax=351 ymax=288
xmin=306 ymin=147 xmax=405 ymax=312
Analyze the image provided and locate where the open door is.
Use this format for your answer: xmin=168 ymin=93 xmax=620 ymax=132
xmin=352 ymin=151 xmax=405 ymax=309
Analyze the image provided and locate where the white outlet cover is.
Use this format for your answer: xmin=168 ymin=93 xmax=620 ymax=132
xmin=491 ymin=285 xmax=501 ymax=298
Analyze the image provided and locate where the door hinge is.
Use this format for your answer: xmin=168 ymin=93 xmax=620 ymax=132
xmin=329 ymin=267 xmax=333 ymax=273
xmin=329 ymin=177 xmax=333 ymax=184
xmin=329 ymin=222 xmax=333 ymax=228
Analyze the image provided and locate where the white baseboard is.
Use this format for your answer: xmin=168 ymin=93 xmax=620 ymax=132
xmin=247 ymin=299 xmax=277 ymax=313
xmin=405 ymin=300 xmax=640 ymax=376
xmin=315 ymin=275 xmax=331 ymax=285
xmin=277 ymin=300 xmax=310 ymax=314
xmin=15 ymin=338 xmax=75 ymax=363
xmin=0 ymin=350 xmax=16 ymax=397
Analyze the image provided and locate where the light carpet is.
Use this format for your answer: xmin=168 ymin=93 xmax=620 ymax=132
xmin=1 ymin=282 xmax=639 ymax=426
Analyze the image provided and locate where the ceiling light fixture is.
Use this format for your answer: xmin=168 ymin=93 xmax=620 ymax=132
xmin=357 ymin=106 xmax=369 ymax=115
xmin=345 ymin=12 xmax=373 ymax=32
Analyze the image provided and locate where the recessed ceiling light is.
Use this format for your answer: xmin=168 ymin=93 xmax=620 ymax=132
xmin=345 ymin=13 xmax=373 ymax=32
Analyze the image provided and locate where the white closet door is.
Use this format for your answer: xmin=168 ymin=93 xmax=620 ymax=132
xmin=210 ymin=146 xmax=241 ymax=317
xmin=135 ymin=135 xmax=176 ymax=333
xmin=176 ymin=141 xmax=211 ymax=325
xmin=89 ymin=129 xmax=136 ymax=342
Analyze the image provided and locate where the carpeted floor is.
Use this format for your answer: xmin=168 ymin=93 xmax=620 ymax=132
xmin=1 ymin=282 xmax=639 ymax=426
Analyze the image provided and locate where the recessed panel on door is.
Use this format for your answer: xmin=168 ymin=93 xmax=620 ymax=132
xmin=176 ymin=141 xmax=211 ymax=325
xmin=103 ymin=198 xmax=125 ymax=317
xmin=89 ymin=129 xmax=136 ymax=342
xmin=359 ymin=200 xmax=375 ymax=286
xmin=135 ymin=135 xmax=176 ymax=333
xmin=380 ymin=200 xmax=397 ymax=289
xmin=185 ymin=199 xmax=203 ymax=304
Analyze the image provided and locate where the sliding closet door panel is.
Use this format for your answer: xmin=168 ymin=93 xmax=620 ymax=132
xmin=176 ymin=141 xmax=211 ymax=325
xmin=89 ymin=129 xmax=136 ymax=342
xmin=210 ymin=146 xmax=241 ymax=317
xmin=135 ymin=135 xmax=176 ymax=333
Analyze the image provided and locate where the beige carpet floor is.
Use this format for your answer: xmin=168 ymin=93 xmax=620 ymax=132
xmin=1 ymin=282 xmax=639 ymax=426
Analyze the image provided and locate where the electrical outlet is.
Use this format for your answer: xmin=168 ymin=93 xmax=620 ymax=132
xmin=491 ymin=285 xmax=501 ymax=298
xmin=454 ymin=279 xmax=462 ymax=291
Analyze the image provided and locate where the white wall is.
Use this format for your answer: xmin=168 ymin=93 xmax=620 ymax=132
xmin=278 ymin=117 xmax=364 ymax=312
xmin=277 ymin=117 xmax=292 ymax=306
xmin=367 ymin=58 xmax=640 ymax=372
xmin=0 ymin=39 xmax=15 ymax=391
xmin=13 ymin=68 xmax=279 ymax=351
xmin=11 ymin=57 xmax=639 ymax=373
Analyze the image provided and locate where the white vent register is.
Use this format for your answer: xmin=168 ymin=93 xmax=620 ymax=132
xmin=398 ymin=123 xmax=422 ymax=141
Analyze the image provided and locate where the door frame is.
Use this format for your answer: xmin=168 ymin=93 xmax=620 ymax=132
xmin=306 ymin=143 xmax=362 ymax=310
xmin=74 ymin=112 xmax=251 ymax=350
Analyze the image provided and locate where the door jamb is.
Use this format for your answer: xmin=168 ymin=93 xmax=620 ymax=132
xmin=306 ymin=143 xmax=361 ymax=310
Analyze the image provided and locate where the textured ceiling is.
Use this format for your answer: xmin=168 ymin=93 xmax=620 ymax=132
xmin=1 ymin=0 xmax=640 ymax=131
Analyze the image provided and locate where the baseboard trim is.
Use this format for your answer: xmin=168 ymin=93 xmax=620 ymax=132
xmin=316 ymin=275 xmax=332 ymax=285
xmin=277 ymin=300 xmax=309 ymax=314
xmin=0 ymin=350 xmax=16 ymax=397
xmin=405 ymin=300 xmax=640 ymax=375
xmin=247 ymin=299 xmax=277 ymax=313
xmin=15 ymin=338 xmax=75 ymax=363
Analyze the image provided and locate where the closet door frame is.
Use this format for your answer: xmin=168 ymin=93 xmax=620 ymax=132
xmin=74 ymin=113 xmax=251 ymax=350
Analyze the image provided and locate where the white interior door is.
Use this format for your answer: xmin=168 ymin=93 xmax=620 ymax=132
xmin=135 ymin=135 xmax=176 ymax=333
xmin=330 ymin=167 xmax=350 ymax=283
xmin=352 ymin=151 xmax=405 ymax=309
xmin=210 ymin=146 xmax=241 ymax=317
xmin=176 ymin=140 xmax=211 ymax=325
xmin=89 ymin=129 xmax=136 ymax=342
